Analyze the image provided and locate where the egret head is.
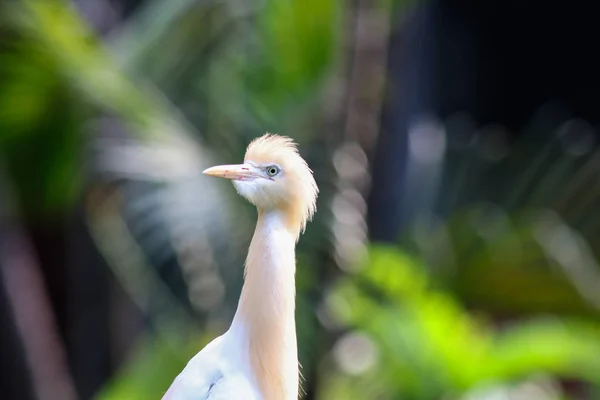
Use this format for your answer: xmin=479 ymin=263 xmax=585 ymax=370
xmin=203 ymin=133 xmax=318 ymax=233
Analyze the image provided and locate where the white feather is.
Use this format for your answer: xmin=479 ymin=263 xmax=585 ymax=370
xmin=162 ymin=329 xmax=260 ymax=400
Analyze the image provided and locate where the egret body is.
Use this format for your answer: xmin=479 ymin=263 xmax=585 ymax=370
xmin=163 ymin=134 xmax=318 ymax=400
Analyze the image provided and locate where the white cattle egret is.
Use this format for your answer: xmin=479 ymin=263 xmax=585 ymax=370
xmin=163 ymin=133 xmax=319 ymax=400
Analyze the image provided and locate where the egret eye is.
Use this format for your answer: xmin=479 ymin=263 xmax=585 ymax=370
xmin=266 ymin=166 xmax=280 ymax=177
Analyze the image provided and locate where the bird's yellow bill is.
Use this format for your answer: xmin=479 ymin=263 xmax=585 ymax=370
xmin=203 ymin=164 xmax=260 ymax=181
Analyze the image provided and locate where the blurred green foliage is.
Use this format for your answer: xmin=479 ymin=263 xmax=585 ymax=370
xmin=251 ymin=0 xmax=339 ymax=110
xmin=321 ymin=246 xmax=600 ymax=399
xmin=411 ymin=207 xmax=600 ymax=317
xmin=0 ymin=7 xmax=85 ymax=216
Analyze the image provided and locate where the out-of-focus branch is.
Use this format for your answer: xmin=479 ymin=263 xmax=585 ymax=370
xmin=0 ymin=170 xmax=77 ymax=400
xmin=333 ymin=0 xmax=391 ymax=270
xmin=343 ymin=0 xmax=392 ymax=151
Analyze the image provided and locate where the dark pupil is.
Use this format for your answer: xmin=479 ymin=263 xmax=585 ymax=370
xmin=269 ymin=168 xmax=277 ymax=175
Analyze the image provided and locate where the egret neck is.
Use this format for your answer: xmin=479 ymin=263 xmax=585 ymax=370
xmin=164 ymin=134 xmax=317 ymax=400
xmin=229 ymin=209 xmax=299 ymax=400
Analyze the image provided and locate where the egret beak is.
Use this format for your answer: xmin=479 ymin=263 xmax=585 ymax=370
xmin=203 ymin=164 xmax=261 ymax=181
